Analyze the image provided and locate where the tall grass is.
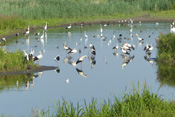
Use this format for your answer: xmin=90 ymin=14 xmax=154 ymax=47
xmin=157 ymin=33 xmax=175 ymax=62
xmin=0 ymin=49 xmax=36 ymax=72
xmin=1 ymin=0 xmax=175 ymax=19
xmin=0 ymin=0 xmax=175 ymax=34
xmin=34 ymin=85 xmax=175 ymax=116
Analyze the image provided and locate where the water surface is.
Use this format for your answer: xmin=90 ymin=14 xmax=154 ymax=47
xmin=0 ymin=23 xmax=174 ymax=116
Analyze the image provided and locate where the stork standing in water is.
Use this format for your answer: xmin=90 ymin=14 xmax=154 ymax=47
xmin=33 ymin=51 xmax=43 ymax=63
xmin=76 ymin=55 xmax=87 ymax=69
xmin=136 ymin=33 xmax=144 ymax=41
xmin=24 ymin=25 xmax=30 ymax=37
xmin=44 ymin=22 xmax=47 ymax=32
xmin=63 ymin=42 xmax=72 ymax=52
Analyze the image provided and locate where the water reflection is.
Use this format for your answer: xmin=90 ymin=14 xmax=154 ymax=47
xmin=76 ymin=68 xmax=87 ymax=78
xmin=121 ymin=54 xmax=135 ymax=69
xmin=157 ymin=63 xmax=175 ymax=87
xmin=0 ymin=73 xmax=37 ymax=91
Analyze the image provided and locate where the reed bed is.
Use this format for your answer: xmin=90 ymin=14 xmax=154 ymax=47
xmin=34 ymin=85 xmax=175 ymax=117
xmin=157 ymin=33 xmax=175 ymax=62
xmin=0 ymin=0 xmax=175 ymax=35
xmin=0 ymin=49 xmax=36 ymax=72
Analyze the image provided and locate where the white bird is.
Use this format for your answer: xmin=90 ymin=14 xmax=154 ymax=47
xmin=170 ymin=24 xmax=175 ymax=33
xmin=44 ymin=22 xmax=47 ymax=31
xmin=121 ymin=48 xmax=129 ymax=55
xmin=136 ymin=33 xmax=144 ymax=41
xmin=76 ymin=68 xmax=87 ymax=78
xmin=23 ymin=50 xmax=29 ymax=61
xmin=66 ymin=24 xmax=71 ymax=29
xmin=24 ymin=25 xmax=30 ymax=36
xmin=68 ymin=48 xmax=77 ymax=54
xmin=65 ymin=78 xmax=69 ymax=84
xmin=113 ymin=43 xmax=119 ymax=51
xmin=33 ymin=51 xmax=43 ymax=62
xmin=29 ymin=48 xmax=35 ymax=61
xmin=24 ymin=30 xmax=30 ymax=36
xmin=89 ymin=43 xmax=95 ymax=51
xmin=63 ymin=43 xmax=72 ymax=52
xmin=76 ymin=55 xmax=87 ymax=64
xmin=1 ymin=38 xmax=6 ymax=42
xmin=40 ymin=31 xmax=44 ymax=39
xmin=146 ymin=44 xmax=153 ymax=53
xmin=35 ymin=32 xmax=40 ymax=36
xmin=84 ymin=31 xmax=88 ymax=38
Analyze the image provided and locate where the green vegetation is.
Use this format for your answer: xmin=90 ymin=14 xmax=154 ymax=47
xmin=157 ymin=33 xmax=175 ymax=62
xmin=157 ymin=63 xmax=175 ymax=87
xmin=0 ymin=0 xmax=175 ymax=35
xmin=0 ymin=73 xmax=35 ymax=91
xmin=33 ymin=85 xmax=175 ymax=116
xmin=0 ymin=49 xmax=37 ymax=72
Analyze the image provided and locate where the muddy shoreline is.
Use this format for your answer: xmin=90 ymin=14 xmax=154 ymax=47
xmin=1 ymin=15 xmax=175 ymax=76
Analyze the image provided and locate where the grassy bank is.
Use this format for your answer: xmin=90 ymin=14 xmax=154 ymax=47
xmin=157 ymin=33 xmax=175 ymax=62
xmin=0 ymin=49 xmax=37 ymax=72
xmin=0 ymin=0 xmax=175 ymax=36
xmin=32 ymin=85 xmax=175 ymax=117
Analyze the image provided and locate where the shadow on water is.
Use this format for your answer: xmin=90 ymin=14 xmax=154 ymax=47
xmin=0 ymin=73 xmax=40 ymax=91
xmin=157 ymin=63 xmax=175 ymax=88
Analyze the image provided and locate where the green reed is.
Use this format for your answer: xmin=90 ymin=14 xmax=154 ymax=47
xmin=34 ymin=85 xmax=175 ymax=117
xmin=0 ymin=0 xmax=175 ymax=35
xmin=157 ymin=33 xmax=175 ymax=62
xmin=0 ymin=49 xmax=36 ymax=72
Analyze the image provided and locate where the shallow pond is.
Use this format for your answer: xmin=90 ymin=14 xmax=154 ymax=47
xmin=0 ymin=22 xmax=174 ymax=116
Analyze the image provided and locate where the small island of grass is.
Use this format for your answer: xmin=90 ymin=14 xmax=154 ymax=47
xmin=0 ymin=49 xmax=38 ymax=73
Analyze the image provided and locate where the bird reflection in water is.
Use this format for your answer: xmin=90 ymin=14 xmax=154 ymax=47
xmin=76 ymin=68 xmax=87 ymax=78
xmin=55 ymin=68 xmax=61 ymax=74
xmin=88 ymin=56 xmax=96 ymax=69
xmin=121 ymin=54 xmax=135 ymax=69
xmin=144 ymin=54 xmax=156 ymax=66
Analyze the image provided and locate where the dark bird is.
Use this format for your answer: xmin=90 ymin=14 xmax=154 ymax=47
xmin=54 ymin=55 xmax=60 ymax=62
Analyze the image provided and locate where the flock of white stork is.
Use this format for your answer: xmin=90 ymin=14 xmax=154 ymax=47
xmin=1 ymin=19 xmax=175 ymax=75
